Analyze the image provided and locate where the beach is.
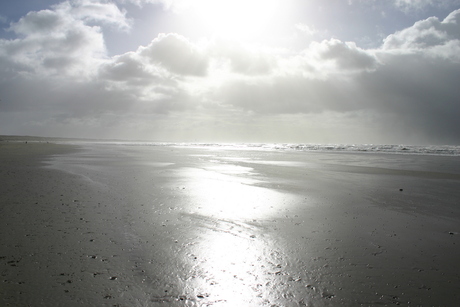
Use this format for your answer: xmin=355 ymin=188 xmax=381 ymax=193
xmin=1 ymin=140 xmax=459 ymax=306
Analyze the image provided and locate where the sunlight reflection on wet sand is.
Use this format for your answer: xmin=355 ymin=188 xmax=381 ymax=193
xmin=179 ymin=165 xmax=293 ymax=220
xmin=189 ymin=225 xmax=271 ymax=305
xmin=175 ymin=164 xmax=302 ymax=305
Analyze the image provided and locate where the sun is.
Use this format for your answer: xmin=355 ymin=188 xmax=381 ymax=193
xmin=188 ymin=0 xmax=279 ymax=41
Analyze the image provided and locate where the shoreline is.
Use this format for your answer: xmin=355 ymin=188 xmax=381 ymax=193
xmin=2 ymin=135 xmax=460 ymax=157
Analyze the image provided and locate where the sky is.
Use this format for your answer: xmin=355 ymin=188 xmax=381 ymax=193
xmin=1 ymin=0 xmax=460 ymax=144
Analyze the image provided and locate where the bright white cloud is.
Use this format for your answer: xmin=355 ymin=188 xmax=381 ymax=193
xmin=383 ymin=9 xmax=460 ymax=50
xmin=209 ymin=40 xmax=277 ymax=76
xmin=115 ymin=0 xmax=191 ymax=12
xmin=296 ymin=24 xmax=317 ymax=36
xmin=139 ymin=33 xmax=209 ymax=76
xmin=54 ymin=0 xmax=131 ymax=30
xmin=0 ymin=0 xmax=130 ymax=78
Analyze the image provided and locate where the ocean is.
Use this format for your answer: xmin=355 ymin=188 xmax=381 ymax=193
xmin=56 ymin=139 xmax=460 ymax=156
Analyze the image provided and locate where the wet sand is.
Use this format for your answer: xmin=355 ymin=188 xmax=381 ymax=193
xmin=1 ymin=140 xmax=459 ymax=306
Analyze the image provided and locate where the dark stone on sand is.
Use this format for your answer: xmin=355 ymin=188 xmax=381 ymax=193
xmin=322 ymin=292 xmax=335 ymax=299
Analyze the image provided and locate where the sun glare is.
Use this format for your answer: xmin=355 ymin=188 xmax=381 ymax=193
xmin=189 ymin=0 xmax=278 ymax=40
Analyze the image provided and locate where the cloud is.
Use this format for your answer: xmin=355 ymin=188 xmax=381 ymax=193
xmin=96 ymin=55 xmax=193 ymax=114
xmin=214 ymin=76 xmax=357 ymax=116
xmin=8 ymin=10 xmax=65 ymax=35
xmin=0 ymin=0 xmax=130 ymax=77
xmin=295 ymin=23 xmax=318 ymax=36
xmin=359 ymin=53 xmax=460 ymax=143
xmin=54 ymin=0 xmax=131 ymax=30
xmin=99 ymin=52 xmax=157 ymax=84
xmin=310 ymin=39 xmax=379 ymax=71
xmin=383 ymin=9 xmax=460 ymax=50
xmin=116 ymin=0 xmax=188 ymax=12
xmin=209 ymin=40 xmax=277 ymax=75
xmin=1 ymin=3 xmax=460 ymax=144
xmin=198 ymin=12 xmax=460 ymax=143
xmin=139 ymin=33 xmax=209 ymax=76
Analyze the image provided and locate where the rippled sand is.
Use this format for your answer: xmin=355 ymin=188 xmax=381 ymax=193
xmin=1 ymin=140 xmax=459 ymax=306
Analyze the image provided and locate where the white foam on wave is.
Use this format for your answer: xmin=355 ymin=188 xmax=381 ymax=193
xmin=175 ymin=143 xmax=460 ymax=156
xmin=56 ymin=139 xmax=460 ymax=156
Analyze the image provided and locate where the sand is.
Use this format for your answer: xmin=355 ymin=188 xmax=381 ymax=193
xmin=1 ymin=140 xmax=459 ymax=306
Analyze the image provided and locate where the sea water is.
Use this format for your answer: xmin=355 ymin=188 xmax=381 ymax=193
xmin=60 ymin=140 xmax=460 ymax=156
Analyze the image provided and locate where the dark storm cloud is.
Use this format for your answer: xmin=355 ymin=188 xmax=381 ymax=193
xmin=359 ymin=52 xmax=460 ymax=143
